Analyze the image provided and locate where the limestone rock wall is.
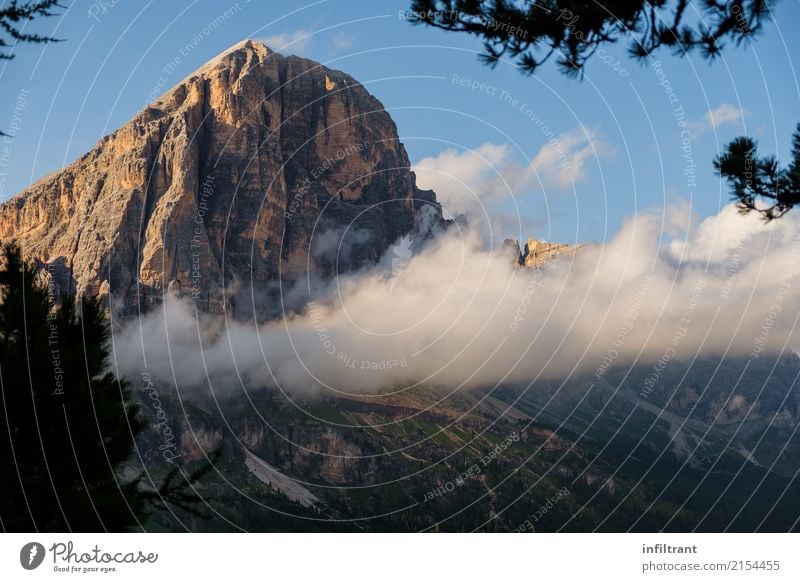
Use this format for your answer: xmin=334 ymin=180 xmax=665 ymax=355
xmin=0 ymin=40 xmax=439 ymax=316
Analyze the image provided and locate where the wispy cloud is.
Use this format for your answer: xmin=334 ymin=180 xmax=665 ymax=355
xmin=531 ymin=126 xmax=609 ymax=188
xmin=413 ymin=126 xmax=610 ymax=225
xmin=261 ymin=29 xmax=313 ymax=55
xmin=690 ymin=103 xmax=748 ymax=135
xmin=413 ymin=143 xmax=512 ymax=219
xmin=330 ymin=32 xmax=354 ymax=52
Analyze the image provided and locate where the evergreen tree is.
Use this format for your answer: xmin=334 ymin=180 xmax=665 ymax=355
xmin=0 ymin=243 xmax=146 ymax=531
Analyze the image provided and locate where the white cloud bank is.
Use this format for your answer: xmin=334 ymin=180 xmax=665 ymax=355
xmin=112 ymin=202 xmax=800 ymax=397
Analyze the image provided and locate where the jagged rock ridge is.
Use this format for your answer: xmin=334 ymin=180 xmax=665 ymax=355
xmin=0 ymin=40 xmax=439 ymax=315
xmin=503 ymin=237 xmax=583 ymax=268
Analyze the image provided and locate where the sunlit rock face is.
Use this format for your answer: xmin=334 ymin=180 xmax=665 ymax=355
xmin=502 ymin=237 xmax=583 ymax=268
xmin=0 ymin=40 xmax=439 ymax=316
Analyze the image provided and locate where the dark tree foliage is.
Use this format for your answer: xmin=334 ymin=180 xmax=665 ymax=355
xmin=0 ymin=244 xmax=212 ymax=531
xmin=0 ymin=244 xmax=145 ymax=531
xmin=0 ymin=0 xmax=62 ymax=60
xmin=714 ymin=124 xmax=800 ymax=220
xmin=407 ymin=0 xmax=772 ymax=76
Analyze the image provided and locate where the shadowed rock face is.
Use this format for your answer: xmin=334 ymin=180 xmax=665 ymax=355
xmin=0 ymin=40 xmax=439 ymax=316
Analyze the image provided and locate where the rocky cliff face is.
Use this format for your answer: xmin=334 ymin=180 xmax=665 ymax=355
xmin=0 ymin=40 xmax=439 ymax=316
xmin=503 ymin=237 xmax=583 ymax=268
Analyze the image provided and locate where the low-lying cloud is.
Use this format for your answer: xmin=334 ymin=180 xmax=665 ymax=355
xmin=112 ymin=202 xmax=800 ymax=397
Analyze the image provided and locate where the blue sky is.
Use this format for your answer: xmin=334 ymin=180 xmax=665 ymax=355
xmin=0 ymin=0 xmax=798 ymax=244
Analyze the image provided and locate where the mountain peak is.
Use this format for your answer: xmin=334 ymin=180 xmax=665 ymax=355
xmin=225 ymin=38 xmax=270 ymax=53
xmin=0 ymin=46 xmax=440 ymax=317
xmin=196 ymin=38 xmax=271 ymax=72
xmin=150 ymin=39 xmax=272 ymax=109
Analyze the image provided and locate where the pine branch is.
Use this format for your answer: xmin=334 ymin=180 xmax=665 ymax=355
xmin=407 ymin=0 xmax=772 ymax=76
xmin=0 ymin=1 xmax=64 ymax=60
